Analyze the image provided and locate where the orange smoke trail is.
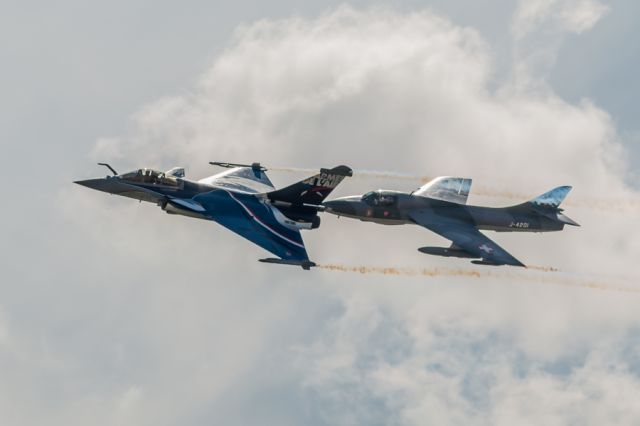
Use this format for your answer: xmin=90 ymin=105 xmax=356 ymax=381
xmin=317 ymin=263 xmax=640 ymax=294
xmin=318 ymin=263 xmax=481 ymax=278
xmin=526 ymin=265 xmax=559 ymax=272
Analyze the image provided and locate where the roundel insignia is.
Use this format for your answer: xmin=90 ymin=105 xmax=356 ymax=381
xmin=478 ymin=244 xmax=494 ymax=254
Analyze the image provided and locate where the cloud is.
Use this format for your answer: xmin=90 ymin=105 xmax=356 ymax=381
xmin=510 ymin=0 xmax=609 ymax=88
xmin=512 ymin=0 xmax=609 ymax=38
xmin=94 ymin=5 xmax=626 ymax=197
xmin=294 ymin=289 xmax=640 ymax=425
xmin=16 ymin=4 xmax=640 ymax=425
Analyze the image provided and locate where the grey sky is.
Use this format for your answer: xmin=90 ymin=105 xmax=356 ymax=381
xmin=2 ymin=1 xmax=640 ymax=425
xmin=2 ymin=0 xmax=638 ymax=172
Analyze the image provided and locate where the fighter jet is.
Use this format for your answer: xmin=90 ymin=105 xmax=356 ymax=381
xmin=322 ymin=177 xmax=579 ymax=267
xmin=75 ymin=162 xmax=352 ymax=269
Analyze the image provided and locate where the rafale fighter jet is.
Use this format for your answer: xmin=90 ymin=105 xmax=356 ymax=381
xmin=322 ymin=177 xmax=579 ymax=267
xmin=75 ymin=162 xmax=352 ymax=269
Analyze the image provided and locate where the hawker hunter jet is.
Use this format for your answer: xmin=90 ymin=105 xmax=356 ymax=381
xmin=322 ymin=177 xmax=579 ymax=267
xmin=75 ymin=162 xmax=352 ymax=269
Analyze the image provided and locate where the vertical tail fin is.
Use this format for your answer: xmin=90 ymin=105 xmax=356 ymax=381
xmin=267 ymin=165 xmax=353 ymax=205
xmin=528 ymin=186 xmax=572 ymax=209
xmin=519 ymin=185 xmax=579 ymax=227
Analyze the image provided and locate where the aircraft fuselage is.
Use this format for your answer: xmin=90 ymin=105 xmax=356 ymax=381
xmin=323 ymin=191 xmax=567 ymax=233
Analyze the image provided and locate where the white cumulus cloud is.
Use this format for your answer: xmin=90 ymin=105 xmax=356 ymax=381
xmin=512 ymin=0 xmax=609 ymax=38
xmin=23 ymin=4 xmax=640 ymax=426
xmin=510 ymin=0 xmax=609 ymax=88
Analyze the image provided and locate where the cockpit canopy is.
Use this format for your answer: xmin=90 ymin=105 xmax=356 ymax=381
xmin=119 ymin=168 xmax=180 ymax=187
xmin=362 ymin=191 xmax=396 ymax=206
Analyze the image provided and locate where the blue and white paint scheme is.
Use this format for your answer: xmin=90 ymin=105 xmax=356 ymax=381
xmin=75 ymin=162 xmax=352 ymax=270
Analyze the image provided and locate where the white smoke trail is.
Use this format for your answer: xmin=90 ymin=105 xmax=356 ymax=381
xmin=270 ymin=167 xmax=640 ymax=212
xmin=270 ymin=166 xmax=429 ymax=182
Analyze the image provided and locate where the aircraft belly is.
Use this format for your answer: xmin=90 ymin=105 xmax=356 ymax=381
xmin=478 ymin=224 xmax=541 ymax=232
xmin=326 ymin=210 xmax=407 ymax=225
xmin=366 ymin=218 xmax=407 ymax=225
xmin=115 ymin=190 xmax=162 ymax=203
xmin=360 ymin=217 xmax=408 ymax=225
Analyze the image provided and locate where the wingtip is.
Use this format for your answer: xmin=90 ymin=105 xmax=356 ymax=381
xmin=510 ymin=258 xmax=527 ymax=268
xmin=470 ymin=259 xmax=526 ymax=267
xmin=259 ymin=258 xmax=316 ymax=270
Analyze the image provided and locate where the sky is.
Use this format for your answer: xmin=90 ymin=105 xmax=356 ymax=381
xmin=1 ymin=1 xmax=640 ymax=425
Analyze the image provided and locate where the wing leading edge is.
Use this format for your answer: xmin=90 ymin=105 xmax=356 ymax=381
xmin=409 ymin=210 xmax=525 ymax=267
xmin=199 ymin=166 xmax=275 ymax=194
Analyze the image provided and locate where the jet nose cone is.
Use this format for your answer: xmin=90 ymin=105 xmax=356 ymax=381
xmin=74 ymin=178 xmax=114 ymax=192
xmin=323 ymin=199 xmax=357 ymax=216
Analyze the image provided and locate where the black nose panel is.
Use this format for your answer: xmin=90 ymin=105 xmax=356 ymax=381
xmin=74 ymin=178 xmax=112 ymax=191
xmin=74 ymin=178 xmax=129 ymax=194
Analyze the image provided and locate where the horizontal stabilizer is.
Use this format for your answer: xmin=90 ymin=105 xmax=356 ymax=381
xmin=259 ymin=258 xmax=316 ymax=270
xmin=536 ymin=209 xmax=580 ymax=227
xmin=557 ymin=212 xmax=580 ymax=226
